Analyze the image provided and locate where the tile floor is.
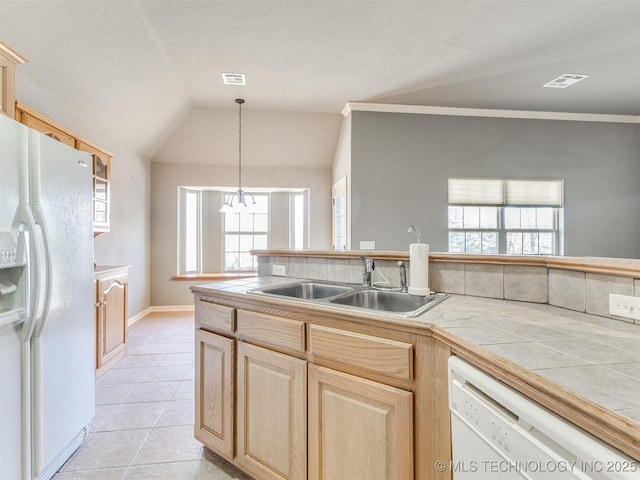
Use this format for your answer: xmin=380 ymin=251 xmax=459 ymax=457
xmin=54 ymin=312 xmax=251 ymax=480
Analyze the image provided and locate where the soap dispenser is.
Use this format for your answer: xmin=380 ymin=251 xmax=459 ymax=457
xmin=407 ymin=224 xmax=429 ymax=296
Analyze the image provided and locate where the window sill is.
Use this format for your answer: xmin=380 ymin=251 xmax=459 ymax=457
xmin=172 ymin=273 xmax=258 ymax=281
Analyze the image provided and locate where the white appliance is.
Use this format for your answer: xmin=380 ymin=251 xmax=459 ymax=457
xmin=448 ymin=356 xmax=637 ymax=480
xmin=0 ymin=114 xmax=94 ymax=480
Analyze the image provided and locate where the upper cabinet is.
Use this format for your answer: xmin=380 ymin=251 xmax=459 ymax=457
xmin=76 ymin=140 xmax=111 ymax=233
xmin=15 ymin=102 xmax=113 ymax=233
xmin=0 ymin=41 xmax=27 ymax=119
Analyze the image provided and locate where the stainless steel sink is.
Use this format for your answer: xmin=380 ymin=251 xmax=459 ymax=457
xmin=329 ymin=290 xmax=448 ymax=316
xmin=256 ymin=281 xmax=354 ymax=300
xmin=250 ymin=280 xmax=448 ymax=317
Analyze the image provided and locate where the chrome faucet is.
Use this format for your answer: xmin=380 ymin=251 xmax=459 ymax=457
xmin=398 ymin=261 xmax=408 ymax=293
xmin=359 ymin=254 xmax=374 ymax=286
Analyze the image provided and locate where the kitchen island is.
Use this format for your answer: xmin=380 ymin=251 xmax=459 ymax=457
xmin=191 ymin=266 xmax=640 ymax=480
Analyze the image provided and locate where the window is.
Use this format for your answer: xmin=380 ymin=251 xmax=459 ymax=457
xmin=223 ymin=193 xmax=269 ymax=271
xmin=448 ymin=178 xmax=563 ymax=255
xmin=332 ymin=176 xmax=347 ymax=250
xmin=178 ymin=188 xmax=201 ymax=274
xmin=178 ymin=187 xmax=309 ymax=275
xmin=291 ymin=192 xmax=306 ymax=249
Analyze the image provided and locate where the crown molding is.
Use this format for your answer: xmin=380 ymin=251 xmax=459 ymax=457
xmin=342 ymin=102 xmax=640 ymax=124
xmin=0 ymin=41 xmax=28 ymax=65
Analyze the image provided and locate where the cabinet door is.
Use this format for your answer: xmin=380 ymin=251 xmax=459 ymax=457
xmin=195 ymin=329 xmax=235 ymax=460
xmin=237 ymin=342 xmax=307 ymax=480
xmin=308 ymin=364 xmax=414 ymax=480
xmin=96 ymin=275 xmax=127 ymax=370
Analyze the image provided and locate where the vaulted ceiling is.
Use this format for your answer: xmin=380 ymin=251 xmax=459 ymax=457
xmin=1 ymin=1 xmax=638 ymax=156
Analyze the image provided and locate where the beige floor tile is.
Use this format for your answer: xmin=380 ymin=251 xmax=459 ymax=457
xmin=114 ymin=354 xmax=163 ymax=369
xmin=98 ymin=367 xmax=151 ymax=385
xmin=156 ymin=399 xmax=194 ymax=427
xmin=183 ymin=365 xmax=195 ymax=380
xmin=166 ymin=342 xmax=195 ymax=354
xmin=172 ymin=379 xmax=195 ymax=400
xmin=63 ymin=429 xmax=151 ymax=471
xmin=126 ymin=343 xmax=175 ymax=355
xmin=132 ymin=425 xmax=203 ymax=465
xmin=98 ymin=401 xmax=167 ymax=431
xmin=156 ymin=352 xmax=195 ymax=366
xmin=125 ymin=458 xmax=250 ymax=479
xmin=142 ymin=364 xmax=190 ymax=382
xmin=54 ymin=467 xmax=128 ymax=479
xmin=90 ymin=404 xmax=118 ymax=432
xmin=122 ymin=380 xmax=180 ymax=403
xmin=95 ymin=383 xmax=136 ymax=406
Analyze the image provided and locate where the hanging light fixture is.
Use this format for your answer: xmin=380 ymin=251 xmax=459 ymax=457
xmin=220 ymin=98 xmax=257 ymax=213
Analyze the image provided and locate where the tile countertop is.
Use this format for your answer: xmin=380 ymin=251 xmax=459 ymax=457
xmin=428 ymin=294 xmax=640 ymax=424
xmin=192 ymin=276 xmax=640 ymax=457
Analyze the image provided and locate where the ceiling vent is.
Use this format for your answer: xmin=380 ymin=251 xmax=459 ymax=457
xmin=222 ymin=73 xmax=246 ymax=85
xmin=543 ymin=74 xmax=588 ymax=88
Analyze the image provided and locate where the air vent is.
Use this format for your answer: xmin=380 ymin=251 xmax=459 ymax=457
xmin=543 ymin=74 xmax=588 ymax=88
xmin=222 ymin=73 xmax=246 ymax=85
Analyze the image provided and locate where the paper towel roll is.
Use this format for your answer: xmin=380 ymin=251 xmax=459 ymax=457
xmin=408 ymin=243 xmax=429 ymax=296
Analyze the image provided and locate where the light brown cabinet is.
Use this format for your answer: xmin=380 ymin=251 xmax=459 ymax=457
xmin=0 ymin=42 xmax=27 ymax=118
xmin=94 ymin=267 xmax=128 ymax=376
xmin=15 ymin=102 xmax=113 ymax=233
xmin=77 ymin=140 xmax=111 ymax=233
xmin=195 ymin=329 xmax=235 ymax=459
xmin=192 ymin=295 xmax=446 ymax=480
xmin=308 ymin=364 xmax=413 ymax=480
xmin=237 ymin=341 xmax=307 ymax=480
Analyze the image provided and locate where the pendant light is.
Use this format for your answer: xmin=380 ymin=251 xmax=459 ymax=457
xmin=220 ymin=98 xmax=257 ymax=213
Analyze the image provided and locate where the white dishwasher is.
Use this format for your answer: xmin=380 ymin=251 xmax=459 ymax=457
xmin=448 ymin=357 xmax=638 ymax=480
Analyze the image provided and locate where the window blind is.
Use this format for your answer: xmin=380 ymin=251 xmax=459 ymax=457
xmin=448 ymin=178 xmax=563 ymax=207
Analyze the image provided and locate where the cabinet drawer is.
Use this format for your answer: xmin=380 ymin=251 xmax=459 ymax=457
xmin=309 ymin=325 xmax=413 ymax=382
xmin=196 ymin=301 xmax=235 ymax=333
xmin=237 ymin=310 xmax=306 ymax=353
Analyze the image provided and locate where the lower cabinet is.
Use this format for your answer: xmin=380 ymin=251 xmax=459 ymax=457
xmin=94 ymin=267 xmax=129 ymax=376
xmin=308 ymin=364 xmax=414 ymax=480
xmin=195 ymin=329 xmax=235 ymax=460
xmin=193 ymin=301 xmax=429 ymax=480
xmin=237 ymin=342 xmax=307 ymax=480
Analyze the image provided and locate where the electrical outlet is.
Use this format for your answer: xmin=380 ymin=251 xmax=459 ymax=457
xmin=609 ymin=294 xmax=640 ymax=321
xmin=272 ymin=264 xmax=286 ymax=276
xmin=359 ymin=240 xmax=376 ymax=250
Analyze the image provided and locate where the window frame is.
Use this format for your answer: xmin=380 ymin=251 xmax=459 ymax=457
xmin=178 ymin=188 xmax=202 ymax=274
xmin=447 ymin=178 xmax=564 ymax=255
xmin=221 ymin=192 xmax=270 ymax=272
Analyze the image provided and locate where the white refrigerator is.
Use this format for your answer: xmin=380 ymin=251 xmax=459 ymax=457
xmin=0 ymin=113 xmax=95 ymax=480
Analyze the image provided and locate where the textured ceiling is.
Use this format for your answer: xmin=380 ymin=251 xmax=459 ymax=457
xmin=0 ymin=1 xmax=638 ymax=154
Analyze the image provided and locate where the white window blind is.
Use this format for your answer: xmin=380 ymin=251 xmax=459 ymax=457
xmin=448 ymin=178 xmax=563 ymax=207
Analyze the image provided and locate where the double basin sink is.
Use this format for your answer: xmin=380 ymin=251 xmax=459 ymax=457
xmin=249 ymin=280 xmax=448 ymax=318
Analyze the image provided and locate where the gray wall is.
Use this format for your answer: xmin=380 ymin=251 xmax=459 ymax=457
xmin=151 ymin=162 xmax=331 ymax=307
xmin=350 ymin=111 xmax=640 ymax=258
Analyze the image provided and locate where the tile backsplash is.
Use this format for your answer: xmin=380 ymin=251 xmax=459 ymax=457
xmin=256 ymin=254 xmax=640 ymax=325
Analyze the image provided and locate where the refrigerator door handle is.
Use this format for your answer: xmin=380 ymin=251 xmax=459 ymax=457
xmin=27 ymin=132 xmax=54 ymax=339
xmin=13 ymin=202 xmax=44 ymax=343
xmin=31 ymin=204 xmax=52 ymax=339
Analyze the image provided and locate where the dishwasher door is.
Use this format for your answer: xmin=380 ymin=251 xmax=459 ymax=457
xmin=448 ymin=357 xmax=638 ymax=480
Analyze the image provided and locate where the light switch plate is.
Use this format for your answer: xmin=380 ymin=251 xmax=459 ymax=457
xmin=272 ymin=264 xmax=286 ymax=276
xmin=609 ymin=294 xmax=640 ymax=321
xmin=359 ymin=241 xmax=376 ymax=250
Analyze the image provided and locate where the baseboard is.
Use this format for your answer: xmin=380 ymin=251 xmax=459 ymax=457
xmin=128 ymin=305 xmax=195 ymax=326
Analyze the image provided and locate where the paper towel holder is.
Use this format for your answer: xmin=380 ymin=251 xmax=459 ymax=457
xmin=408 ymin=224 xmax=422 ymax=243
